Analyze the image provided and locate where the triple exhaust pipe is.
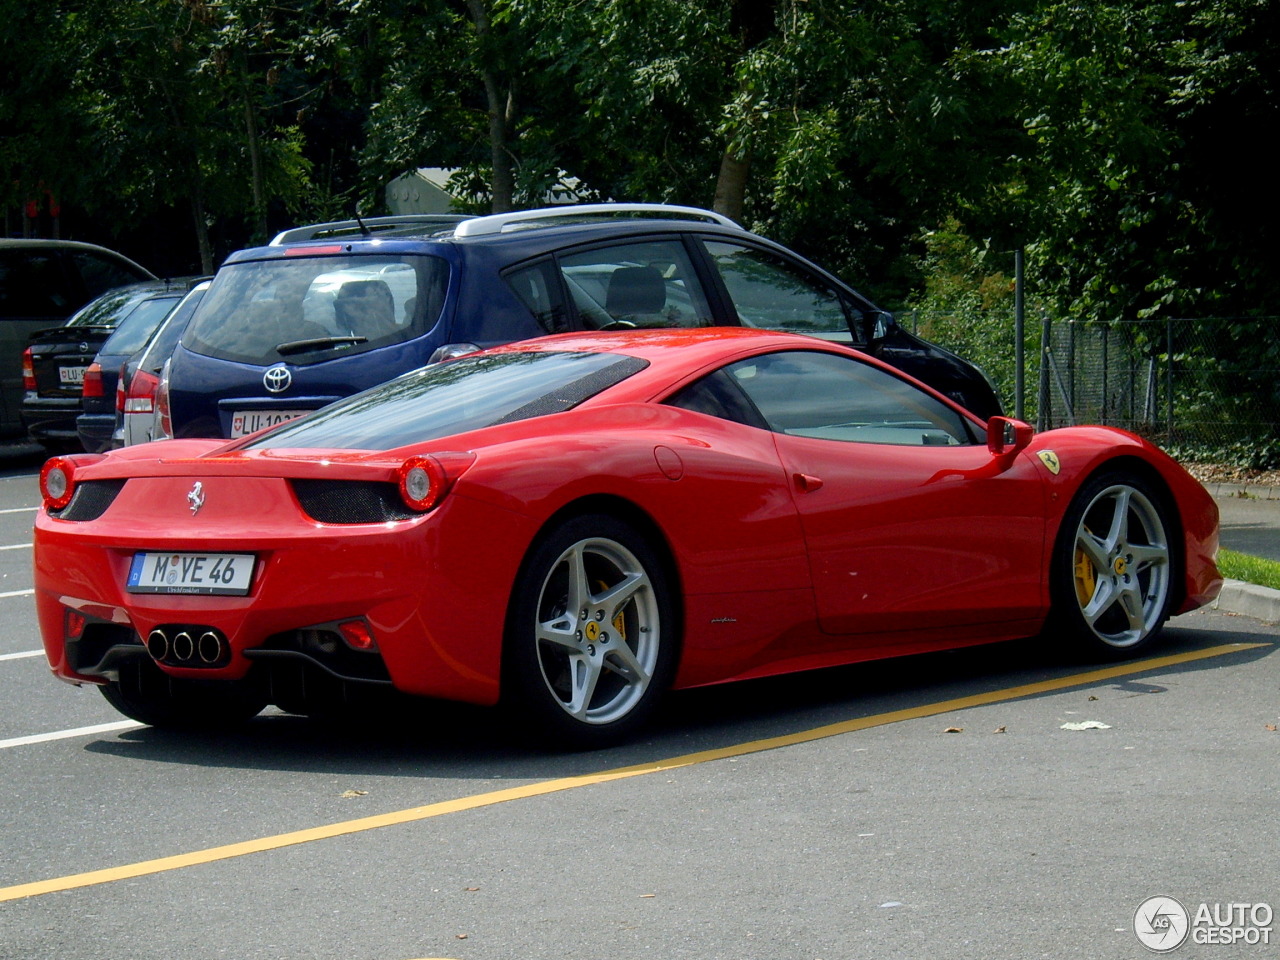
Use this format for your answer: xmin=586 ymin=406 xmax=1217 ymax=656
xmin=146 ymin=627 xmax=227 ymax=666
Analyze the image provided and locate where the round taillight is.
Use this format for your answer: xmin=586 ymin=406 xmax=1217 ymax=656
xmin=41 ymin=458 xmax=75 ymax=510
xmin=396 ymin=456 xmax=447 ymax=512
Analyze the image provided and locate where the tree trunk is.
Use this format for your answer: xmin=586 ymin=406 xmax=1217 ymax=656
xmin=191 ymin=190 xmax=214 ymax=275
xmin=239 ymin=50 xmax=268 ymax=242
xmin=713 ymin=151 xmax=750 ymax=222
xmin=466 ymin=0 xmax=516 ymax=213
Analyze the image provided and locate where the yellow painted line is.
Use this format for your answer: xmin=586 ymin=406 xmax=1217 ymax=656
xmin=0 ymin=641 xmax=1265 ymax=902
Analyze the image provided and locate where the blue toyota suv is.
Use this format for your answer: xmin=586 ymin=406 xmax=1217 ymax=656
xmin=159 ymin=204 xmax=1000 ymax=439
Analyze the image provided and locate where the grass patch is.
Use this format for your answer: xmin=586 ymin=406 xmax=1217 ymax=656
xmin=1218 ymin=548 xmax=1280 ymax=591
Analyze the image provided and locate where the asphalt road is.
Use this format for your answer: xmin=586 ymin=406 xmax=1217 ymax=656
xmin=1 ymin=442 xmax=1278 ymax=960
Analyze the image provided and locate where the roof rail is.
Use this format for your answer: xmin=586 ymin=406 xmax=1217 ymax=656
xmin=269 ymin=214 xmax=473 ymax=246
xmin=452 ymin=203 xmax=740 ymax=238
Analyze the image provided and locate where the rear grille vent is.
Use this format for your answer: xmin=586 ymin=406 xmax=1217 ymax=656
xmin=52 ymin=479 xmax=127 ymax=521
xmin=290 ymin=479 xmax=416 ymax=523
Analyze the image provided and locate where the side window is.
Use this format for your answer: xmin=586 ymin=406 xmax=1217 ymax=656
xmin=557 ymin=240 xmax=712 ymax=329
xmin=504 ymin=259 xmax=571 ymax=333
xmin=665 ymin=369 xmax=769 ymax=429
xmin=72 ymin=251 xmax=146 ymax=299
xmin=703 ymin=241 xmax=855 ymax=339
xmin=726 ymin=350 xmax=974 ymax=446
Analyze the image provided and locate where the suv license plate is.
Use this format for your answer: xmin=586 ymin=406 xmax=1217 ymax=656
xmin=231 ymin=409 xmax=307 ymax=437
xmin=127 ymin=552 xmax=255 ymax=596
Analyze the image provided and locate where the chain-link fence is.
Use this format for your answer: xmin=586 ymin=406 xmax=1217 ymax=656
xmin=1037 ymin=318 xmax=1280 ymax=460
xmin=902 ymin=311 xmax=1280 ymax=464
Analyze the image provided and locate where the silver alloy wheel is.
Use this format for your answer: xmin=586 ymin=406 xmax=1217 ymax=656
xmin=1070 ymin=483 xmax=1171 ymax=648
xmin=533 ymin=535 xmax=661 ymax=725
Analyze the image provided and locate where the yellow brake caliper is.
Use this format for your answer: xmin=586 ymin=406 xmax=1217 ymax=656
xmin=595 ymin=580 xmax=628 ymax=641
xmin=1074 ymin=526 xmax=1098 ymax=606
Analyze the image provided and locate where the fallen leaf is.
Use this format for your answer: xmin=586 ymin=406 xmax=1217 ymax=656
xmin=944 ymin=727 xmax=963 ymax=733
xmin=465 ymin=887 xmax=480 ymax=892
xmin=339 ymin=789 xmax=368 ymax=799
xmin=1060 ymin=721 xmax=1111 ymax=731
xmin=1265 ymin=724 xmax=1277 ymax=732
xmin=456 ymin=933 xmax=469 ymax=940
xmin=639 ymin=894 xmax=656 ymax=898
xmin=1088 ymin=695 xmax=1099 ymax=701
xmin=993 ymin=725 xmax=1007 ymax=734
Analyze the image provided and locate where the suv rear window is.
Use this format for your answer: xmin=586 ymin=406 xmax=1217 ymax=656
xmin=242 ymin=350 xmax=647 ymax=451
xmin=183 ymin=254 xmax=449 ymax=366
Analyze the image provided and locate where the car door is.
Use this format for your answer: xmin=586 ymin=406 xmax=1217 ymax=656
xmin=721 ymin=349 xmax=1046 ymax=640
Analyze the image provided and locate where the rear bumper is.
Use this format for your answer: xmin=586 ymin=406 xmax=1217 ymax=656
xmin=33 ymin=476 xmax=537 ymax=707
xmin=76 ymin=412 xmax=118 ymax=453
xmin=22 ymin=397 xmax=81 ymax=442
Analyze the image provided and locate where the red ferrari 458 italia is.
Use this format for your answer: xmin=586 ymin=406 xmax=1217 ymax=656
xmin=33 ymin=329 xmax=1222 ymax=746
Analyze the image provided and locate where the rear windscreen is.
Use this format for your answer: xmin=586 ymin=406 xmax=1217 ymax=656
xmin=183 ymin=254 xmax=450 ymax=366
xmin=241 ymin=350 xmax=647 ymax=450
xmin=98 ymin=296 xmax=180 ymax=357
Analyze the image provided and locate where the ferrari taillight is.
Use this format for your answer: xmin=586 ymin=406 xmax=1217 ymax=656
xmin=396 ymin=455 xmax=448 ymax=512
xmin=337 ymin=619 xmax=377 ymax=651
xmin=81 ymin=362 xmax=104 ymax=398
xmin=22 ymin=348 xmax=36 ymax=392
xmin=40 ymin=454 xmax=104 ymax=511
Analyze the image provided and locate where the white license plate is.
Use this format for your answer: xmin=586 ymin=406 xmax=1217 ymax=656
xmin=127 ymin=552 xmax=255 ymax=596
xmin=231 ymin=409 xmax=307 ymax=437
xmin=59 ymin=366 xmax=87 ymax=385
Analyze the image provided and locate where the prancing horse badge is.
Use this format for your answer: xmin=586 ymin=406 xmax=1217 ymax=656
xmin=1037 ymin=451 xmax=1061 ymax=475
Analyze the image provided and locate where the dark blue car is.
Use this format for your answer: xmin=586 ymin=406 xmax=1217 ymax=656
xmin=160 ymin=204 xmax=1001 ymax=439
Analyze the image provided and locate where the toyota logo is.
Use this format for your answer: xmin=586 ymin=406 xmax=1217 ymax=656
xmin=263 ymin=365 xmax=292 ymax=393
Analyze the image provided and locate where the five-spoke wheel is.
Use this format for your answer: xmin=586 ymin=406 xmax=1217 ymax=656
xmin=1052 ymin=471 xmax=1175 ymax=655
xmin=505 ymin=514 xmax=676 ymax=747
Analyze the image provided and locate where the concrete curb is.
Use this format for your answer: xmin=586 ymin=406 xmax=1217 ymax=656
xmin=1213 ymin=578 xmax=1280 ymax=624
xmin=1202 ymin=482 xmax=1280 ymax=501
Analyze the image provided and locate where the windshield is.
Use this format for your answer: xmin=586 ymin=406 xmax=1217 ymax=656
xmin=242 ymin=350 xmax=647 ymax=451
xmin=97 ymin=296 xmax=180 ymax=357
xmin=183 ymin=254 xmax=449 ymax=366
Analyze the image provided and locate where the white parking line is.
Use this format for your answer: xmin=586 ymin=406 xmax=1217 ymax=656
xmin=0 ymin=507 xmax=37 ymax=514
xmin=0 ymin=650 xmax=43 ymax=662
xmin=0 ymin=542 xmax=32 ymax=550
xmin=0 ymin=589 xmax=34 ymax=599
xmin=0 ymin=720 xmax=144 ymax=750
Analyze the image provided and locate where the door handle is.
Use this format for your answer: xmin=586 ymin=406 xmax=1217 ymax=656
xmin=793 ymin=472 xmax=824 ymax=493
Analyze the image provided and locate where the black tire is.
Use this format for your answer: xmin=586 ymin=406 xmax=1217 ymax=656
xmin=1048 ymin=469 xmax=1177 ymax=658
xmin=99 ymin=658 xmax=267 ymax=728
xmin=503 ymin=513 xmax=678 ymax=749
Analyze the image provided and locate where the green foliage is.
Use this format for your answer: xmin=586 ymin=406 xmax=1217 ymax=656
xmin=902 ymin=218 xmax=1030 ymax=415
xmin=3 ymin=0 xmax=1278 ymax=446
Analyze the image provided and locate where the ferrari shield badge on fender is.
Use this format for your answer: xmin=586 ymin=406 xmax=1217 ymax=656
xmin=1037 ymin=450 xmax=1061 ymax=475
xmin=187 ymin=481 xmax=205 ymax=515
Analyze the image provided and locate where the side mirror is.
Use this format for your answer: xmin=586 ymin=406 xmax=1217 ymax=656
xmin=987 ymin=416 xmax=1035 ymax=456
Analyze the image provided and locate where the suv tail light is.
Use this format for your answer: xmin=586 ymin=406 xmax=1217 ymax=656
xmin=427 ymin=342 xmax=481 ymax=364
xmin=154 ymin=359 xmax=173 ymax=440
xmin=82 ymin=362 xmax=104 ymax=398
xmin=115 ymin=365 xmax=127 ymax=413
xmin=123 ymin=370 xmax=159 ymax=415
xmin=22 ymin=348 xmax=36 ymax=392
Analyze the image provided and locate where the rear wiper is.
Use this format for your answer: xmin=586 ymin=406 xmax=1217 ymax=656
xmin=275 ymin=335 xmax=367 ymax=356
